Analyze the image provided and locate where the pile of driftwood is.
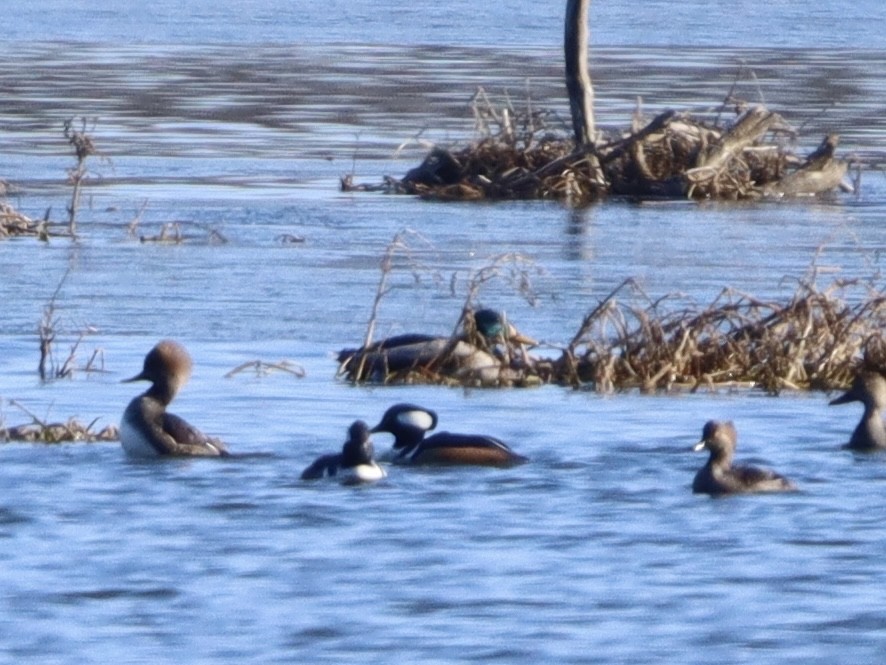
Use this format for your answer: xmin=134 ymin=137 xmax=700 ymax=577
xmin=555 ymin=278 xmax=884 ymax=393
xmin=347 ymin=102 xmax=851 ymax=204
xmin=339 ymin=277 xmax=884 ymax=394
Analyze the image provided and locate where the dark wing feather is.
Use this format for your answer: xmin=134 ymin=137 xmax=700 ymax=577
xmin=162 ymin=412 xmax=229 ymax=456
xmin=301 ymin=453 xmax=341 ymax=480
xmin=337 ymin=334 xmax=440 ymax=363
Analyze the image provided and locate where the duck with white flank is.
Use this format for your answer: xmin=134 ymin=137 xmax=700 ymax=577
xmin=120 ymin=340 xmax=229 ymax=458
xmin=337 ymin=308 xmax=537 ymax=385
xmin=301 ymin=420 xmax=387 ymax=484
xmin=370 ymin=403 xmax=527 ymax=467
xmin=692 ymin=420 xmax=796 ymax=495
xmin=829 ymin=370 xmax=886 ymax=450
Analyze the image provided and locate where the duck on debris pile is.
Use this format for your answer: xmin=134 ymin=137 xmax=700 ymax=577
xmin=337 ymin=308 xmax=537 ymax=386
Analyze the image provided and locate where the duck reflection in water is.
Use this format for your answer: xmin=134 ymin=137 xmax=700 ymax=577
xmin=337 ymin=308 xmax=538 ymax=385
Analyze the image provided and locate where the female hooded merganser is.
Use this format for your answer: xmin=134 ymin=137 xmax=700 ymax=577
xmin=337 ymin=308 xmax=537 ymax=385
xmin=369 ymin=403 xmax=527 ymax=466
xmin=300 ymin=420 xmax=386 ymax=484
xmin=120 ymin=340 xmax=229 ymax=458
xmin=829 ymin=370 xmax=886 ymax=450
xmin=692 ymin=420 xmax=796 ymax=495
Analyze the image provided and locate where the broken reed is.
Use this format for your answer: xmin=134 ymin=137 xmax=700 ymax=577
xmin=38 ymin=269 xmax=104 ymax=382
xmin=63 ymin=117 xmax=98 ymax=237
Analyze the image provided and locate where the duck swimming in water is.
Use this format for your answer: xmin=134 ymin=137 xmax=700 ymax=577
xmin=301 ymin=420 xmax=387 ymax=484
xmin=337 ymin=308 xmax=537 ymax=385
xmin=120 ymin=340 xmax=229 ymax=458
xmin=370 ymin=403 xmax=527 ymax=467
xmin=691 ymin=420 xmax=796 ymax=495
xmin=829 ymin=370 xmax=886 ymax=451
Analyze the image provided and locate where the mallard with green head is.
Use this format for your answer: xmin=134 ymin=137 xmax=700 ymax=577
xmin=337 ymin=308 xmax=537 ymax=385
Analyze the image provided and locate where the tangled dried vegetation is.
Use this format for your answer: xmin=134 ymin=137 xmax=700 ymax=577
xmin=341 ymin=274 xmax=885 ymax=394
xmin=0 ymin=200 xmax=51 ymax=240
xmin=555 ymin=277 xmax=885 ymax=394
xmin=1 ymin=401 xmax=118 ymax=444
xmin=344 ymin=90 xmax=853 ymax=204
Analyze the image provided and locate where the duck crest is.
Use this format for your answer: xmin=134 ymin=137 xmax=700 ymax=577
xmin=396 ymin=408 xmax=438 ymax=433
xmin=120 ymin=340 xmax=228 ymax=458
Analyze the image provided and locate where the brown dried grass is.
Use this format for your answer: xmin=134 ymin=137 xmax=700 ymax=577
xmin=1 ymin=401 xmax=118 ymax=444
xmin=345 ymin=87 xmax=849 ymax=203
xmin=559 ymin=276 xmax=884 ymax=394
xmin=339 ymin=245 xmax=883 ymax=393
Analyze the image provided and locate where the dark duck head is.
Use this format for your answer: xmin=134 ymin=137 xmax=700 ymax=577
xmin=301 ymin=419 xmax=386 ymax=483
xmin=369 ymin=403 xmax=438 ymax=455
xmin=829 ymin=369 xmax=886 ymax=450
xmin=341 ymin=420 xmax=378 ymax=467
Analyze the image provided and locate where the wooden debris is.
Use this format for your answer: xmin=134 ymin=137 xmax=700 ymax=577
xmin=346 ymin=98 xmax=851 ymax=203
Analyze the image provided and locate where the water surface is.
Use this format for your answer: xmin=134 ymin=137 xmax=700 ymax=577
xmin=2 ymin=1 xmax=886 ymax=663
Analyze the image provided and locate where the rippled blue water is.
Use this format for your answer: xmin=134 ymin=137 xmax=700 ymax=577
xmin=2 ymin=1 xmax=886 ymax=663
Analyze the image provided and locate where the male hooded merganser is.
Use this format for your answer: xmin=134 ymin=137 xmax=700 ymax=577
xmin=337 ymin=308 xmax=537 ymax=384
xmin=120 ymin=340 xmax=229 ymax=457
xmin=301 ymin=420 xmax=386 ymax=484
xmin=691 ymin=420 xmax=796 ymax=495
xmin=829 ymin=370 xmax=886 ymax=450
xmin=369 ymin=403 xmax=527 ymax=466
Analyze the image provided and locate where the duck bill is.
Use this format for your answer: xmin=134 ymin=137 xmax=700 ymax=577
xmin=121 ymin=371 xmax=148 ymax=384
xmin=692 ymin=440 xmax=707 ymax=452
xmin=829 ymin=390 xmax=855 ymax=406
xmin=507 ymin=325 xmax=538 ymax=347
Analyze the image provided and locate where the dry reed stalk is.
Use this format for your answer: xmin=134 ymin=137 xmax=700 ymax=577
xmin=340 ymin=229 xmax=439 ymax=383
xmin=224 ymin=360 xmax=306 ymax=379
xmin=37 ymin=269 xmax=103 ymax=382
xmin=565 ymin=275 xmax=885 ymax=393
xmin=63 ymin=118 xmax=99 ymax=237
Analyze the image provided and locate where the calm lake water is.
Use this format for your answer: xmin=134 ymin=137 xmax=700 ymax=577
xmin=2 ymin=1 xmax=886 ymax=663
